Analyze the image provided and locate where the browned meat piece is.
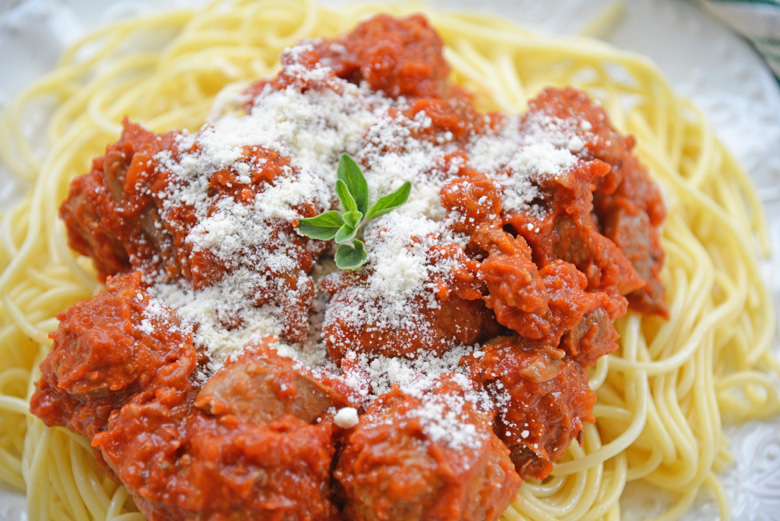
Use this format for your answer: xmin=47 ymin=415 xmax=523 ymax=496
xmin=470 ymin=227 xmax=547 ymax=315
xmin=169 ymin=415 xmax=339 ymax=521
xmin=30 ymin=271 xmax=195 ymax=439
xmin=469 ymin=226 xmax=621 ymax=356
xmin=323 ymin=280 xmax=497 ymax=363
xmin=600 ymin=205 xmax=667 ymax=315
xmin=60 ymin=121 xmax=183 ymax=280
xmin=518 ymin=87 xmax=667 ymax=315
xmin=560 ymin=307 xmax=618 ymax=367
xmin=334 ymin=381 xmax=521 ymax=521
xmin=314 ymin=14 xmax=450 ymax=99
xmin=464 ymin=337 xmax=596 ymax=480
xmin=60 ymin=168 xmax=132 ymax=279
xmin=507 ymin=161 xmax=646 ymax=300
xmin=31 ymin=273 xmax=339 ymax=521
xmin=321 ymin=236 xmax=498 ymax=364
xmin=195 ymin=342 xmax=352 ymax=424
xmin=101 ymin=409 xmax=340 ymax=521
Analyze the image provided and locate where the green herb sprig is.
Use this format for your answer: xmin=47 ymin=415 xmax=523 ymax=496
xmin=296 ymin=154 xmax=411 ymax=270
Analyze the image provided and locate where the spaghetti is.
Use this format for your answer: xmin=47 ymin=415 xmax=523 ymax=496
xmin=0 ymin=1 xmax=778 ymax=520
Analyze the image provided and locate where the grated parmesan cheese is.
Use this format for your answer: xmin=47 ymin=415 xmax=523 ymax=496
xmin=324 ymin=212 xmax=468 ymax=354
xmin=133 ymin=39 xmax=575 ymax=448
xmin=334 ymin=407 xmax=360 ymax=429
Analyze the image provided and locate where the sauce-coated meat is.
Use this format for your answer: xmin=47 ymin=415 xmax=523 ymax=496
xmin=515 ymin=87 xmax=667 ymax=315
xmin=507 ymin=159 xmax=645 ymax=301
xmin=335 ymin=381 xmax=520 ymax=521
xmin=321 ymin=229 xmax=499 ymax=363
xmin=31 ymin=271 xmax=195 ymax=439
xmin=60 ymin=123 xmax=326 ymax=342
xmin=464 ymin=337 xmax=596 ymax=479
xmin=32 ymin=273 xmax=339 ymax=521
xmin=196 ymin=342 xmax=352 ymax=424
xmin=32 ymin=12 xmax=668 ymax=521
xmin=316 ymin=14 xmax=450 ymax=99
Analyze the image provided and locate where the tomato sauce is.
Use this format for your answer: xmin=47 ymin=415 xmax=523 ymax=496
xmin=32 ymin=13 xmax=666 ymax=521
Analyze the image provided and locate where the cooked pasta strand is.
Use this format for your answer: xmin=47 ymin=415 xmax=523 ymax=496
xmin=0 ymin=2 xmax=776 ymax=520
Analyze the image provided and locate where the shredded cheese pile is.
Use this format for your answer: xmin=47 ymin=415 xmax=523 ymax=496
xmin=139 ymin=41 xmax=589 ymax=448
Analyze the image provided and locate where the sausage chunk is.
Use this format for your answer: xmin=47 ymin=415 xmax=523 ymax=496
xmin=464 ymin=337 xmax=596 ymax=480
xmin=321 ymin=214 xmax=498 ymax=364
xmin=195 ymin=342 xmax=351 ymax=425
xmin=30 ymin=271 xmax=194 ymax=439
xmin=335 ymin=381 xmax=520 ymax=521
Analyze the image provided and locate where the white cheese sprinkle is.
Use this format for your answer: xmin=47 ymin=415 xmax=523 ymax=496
xmin=133 ymin=40 xmax=575 ymax=446
xmin=465 ymin=111 xmax=587 ymax=216
xmin=334 ymin=407 xmax=360 ymax=429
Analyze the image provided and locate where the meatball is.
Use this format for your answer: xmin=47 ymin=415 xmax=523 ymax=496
xmin=464 ymin=337 xmax=596 ymax=480
xmin=60 ymin=122 xmax=170 ymax=279
xmin=600 ymin=204 xmax=666 ymax=315
xmin=314 ymin=14 xmax=450 ymax=99
xmin=322 ymin=272 xmax=496 ymax=363
xmin=514 ymin=87 xmax=667 ymax=315
xmin=60 ymin=120 xmax=326 ymax=343
xmin=102 ymin=410 xmax=340 ymax=521
xmin=30 ymin=271 xmax=195 ymax=438
xmin=335 ymin=381 xmax=521 ymax=521
xmin=321 ymin=217 xmax=498 ymax=363
xmin=195 ymin=342 xmax=352 ymax=425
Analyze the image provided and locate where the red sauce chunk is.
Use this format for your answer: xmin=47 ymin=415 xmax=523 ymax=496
xmin=32 ymin=13 xmax=667 ymax=521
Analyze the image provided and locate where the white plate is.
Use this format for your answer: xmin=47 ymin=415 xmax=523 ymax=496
xmin=1 ymin=1 xmax=779 ymax=520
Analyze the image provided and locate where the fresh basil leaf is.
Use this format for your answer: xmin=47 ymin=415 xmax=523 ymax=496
xmin=335 ymin=240 xmax=368 ymax=270
xmin=335 ymin=222 xmax=359 ymax=244
xmin=342 ymin=210 xmax=362 ymax=229
xmin=364 ymin=181 xmax=411 ymax=220
xmin=335 ymin=179 xmax=357 ymax=213
xmin=296 ymin=211 xmax=344 ymax=240
xmin=337 ymin=154 xmax=369 ymax=215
